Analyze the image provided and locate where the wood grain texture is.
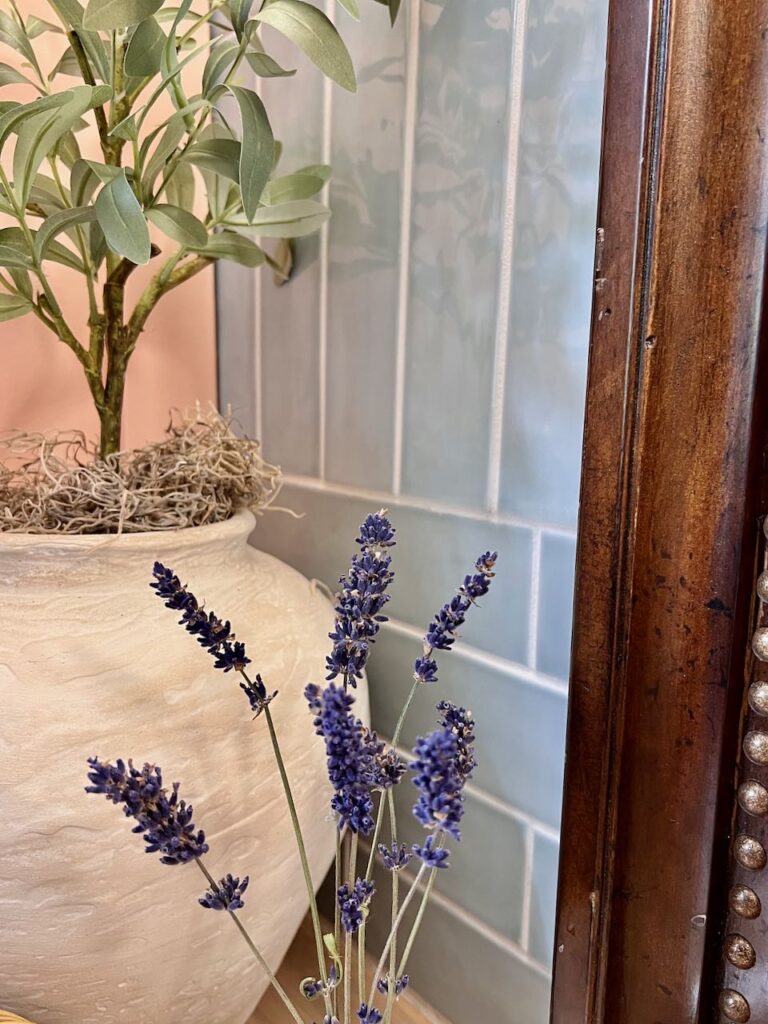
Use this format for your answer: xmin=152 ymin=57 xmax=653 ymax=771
xmin=551 ymin=0 xmax=768 ymax=1021
xmin=250 ymin=916 xmax=449 ymax=1024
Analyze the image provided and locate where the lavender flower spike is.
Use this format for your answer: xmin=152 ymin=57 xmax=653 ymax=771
xmin=199 ymin=873 xmax=249 ymax=911
xmin=150 ymin=562 xmax=250 ymax=674
xmin=305 ymin=682 xmax=375 ymax=835
xmin=337 ymin=877 xmax=375 ymax=933
xmin=413 ymin=551 xmax=498 ymax=686
xmin=85 ymin=757 xmax=209 ymax=864
xmin=357 ymin=1005 xmax=383 ymax=1024
xmin=326 ymin=510 xmax=396 ymax=689
xmin=411 ymin=704 xmax=476 ymax=844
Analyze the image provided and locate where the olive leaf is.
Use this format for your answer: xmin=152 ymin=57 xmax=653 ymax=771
xmin=147 ymin=204 xmax=208 ymax=248
xmin=227 ymin=86 xmax=274 ymax=222
xmin=253 ymin=0 xmax=356 ymax=92
xmin=124 ymin=17 xmax=166 ymax=77
xmin=94 ymin=170 xmax=151 ymax=265
xmin=83 ymin=0 xmax=164 ymax=31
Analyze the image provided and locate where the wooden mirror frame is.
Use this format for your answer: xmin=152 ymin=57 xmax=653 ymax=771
xmin=551 ymin=0 xmax=768 ymax=1020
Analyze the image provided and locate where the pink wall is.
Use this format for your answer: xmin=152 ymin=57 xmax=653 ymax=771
xmin=0 ymin=2 xmax=218 ymax=451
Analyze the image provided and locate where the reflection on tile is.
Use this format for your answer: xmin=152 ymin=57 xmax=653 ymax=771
xmin=325 ymin=6 xmax=405 ymax=490
xmin=390 ymin=783 xmax=526 ymax=943
xmin=251 ymin=482 xmax=532 ymax=664
xmin=401 ymin=0 xmax=512 ymax=507
xmin=215 ymin=262 xmax=255 ymax=433
xmin=536 ymin=532 xmax=576 ymax=680
xmin=370 ymin=626 xmax=567 ymax=829
xmin=258 ymin=37 xmax=325 ymax=475
xmin=529 ymin=832 xmax=560 ymax=967
xmin=366 ymin=859 xmax=552 ymax=1024
xmin=499 ymin=0 xmax=608 ymax=525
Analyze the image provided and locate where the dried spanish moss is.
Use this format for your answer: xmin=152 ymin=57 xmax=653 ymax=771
xmin=0 ymin=407 xmax=280 ymax=534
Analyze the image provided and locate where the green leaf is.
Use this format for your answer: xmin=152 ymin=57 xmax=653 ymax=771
xmin=337 ymin=0 xmax=359 ymax=18
xmin=27 ymin=16 xmax=64 ymax=37
xmin=372 ymin=0 xmax=400 ymax=25
xmin=195 ymin=230 xmax=265 ymax=267
xmin=71 ymin=158 xmax=102 ymax=206
xmin=124 ymin=16 xmax=166 ymax=76
xmin=110 ymin=114 xmax=138 ymax=142
xmin=12 ymin=86 xmax=113 ymax=206
xmin=241 ymin=199 xmax=329 ymax=237
xmin=254 ymin=0 xmax=356 ymax=92
xmin=0 ymin=293 xmax=34 ymax=322
xmin=0 ymin=62 xmax=37 ymax=89
xmin=52 ymin=46 xmax=82 ymax=78
xmin=94 ymin=170 xmax=151 ymax=264
xmin=55 ymin=130 xmax=81 ymax=168
xmin=147 ymin=204 xmax=208 ymax=247
xmin=163 ymin=160 xmax=195 ymax=209
xmin=227 ymin=86 xmax=274 ymax=221
xmin=83 ymin=0 xmax=164 ymax=31
xmin=261 ymin=170 xmax=326 ymax=205
xmin=34 ymin=206 xmax=97 ymax=263
xmin=47 ymin=0 xmax=110 ymax=80
xmin=229 ymin=0 xmax=255 ymax=38
xmin=244 ymin=42 xmax=296 ymax=79
xmin=0 ymin=225 xmax=84 ymax=272
xmin=183 ymin=138 xmax=241 ymax=183
xmin=141 ymin=116 xmax=186 ymax=190
xmin=202 ymin=39 xmax=240 ymax=97
xmin=0 ymin=241 xmax=32 ymax=269
xmin=9 ymin=267 xmax=33 ymax=298
xmin=0 ymin=11 xmax=36 ymax=66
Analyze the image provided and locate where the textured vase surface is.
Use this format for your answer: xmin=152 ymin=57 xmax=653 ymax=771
xmin=0 ymin=511 xmax=360 ymax=1024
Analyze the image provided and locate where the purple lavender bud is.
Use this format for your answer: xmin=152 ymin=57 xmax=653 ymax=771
xmin=372 ymin=746 xmax=407 ymax=790
xmin=356 ymin=1005 xmax=383 ymax=1024
xmin=413 ymin=834 xmax=450 ymax=869
xmin=413 ymin=552 xmax=497 ymax=685
xmin=326 ymin=511 xmax=396 ymax=688
xmin=199 ymin=873 xmax=249 ymax=911
xmin=239 ymin=672 xmax=277 ymax=717
xmin=436 ymin=701 xmax=477 ymax=780
xmin=151 ymin=563 xmax=251 ymax=674
xmin=337 ymin=877 xmax=375 ymax=933
xmin=377 ymin=975 xmax=410 ymax=996
xmin=378 ymin=842 xmax=411 ymax=871
xmin=410 ymin=726 xmax=467 ymax=839
xmin=306 ymin=683 xmax=375 ymax=835
xmin=85 ymin=757 xmax=208 ymax=865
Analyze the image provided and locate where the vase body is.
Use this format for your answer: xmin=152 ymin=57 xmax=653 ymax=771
xmin=0 ymin=511 xmax=360 ymax=1024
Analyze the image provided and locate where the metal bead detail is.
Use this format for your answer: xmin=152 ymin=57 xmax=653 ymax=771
xmin=758 ymin=571 xmax=768 ymax=603
xmin=730 ymin=883 xmax=762 ymax=919
xmin=734 ymin=834 xmax=767 ymax=870
xmin=738 ymin=781 xmax=768 ymax=816
xmin=719 ymin=989 xmax=751 ymax=1022
xmin=744 ymin=731 xmax=768 ymax=765
xmin=725 ymin=933 xmax=756 ymax=970
xmin=752 ymin=629 xmax=768 ymax=662
xmin=749 ymin=681 xmax=768 ymax=716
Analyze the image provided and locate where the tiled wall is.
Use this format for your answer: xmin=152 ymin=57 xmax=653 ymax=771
xmin=218 ymin=1 xmax=607 ymax=1020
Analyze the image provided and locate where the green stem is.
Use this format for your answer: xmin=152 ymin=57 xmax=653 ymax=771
xmin=194 ymin=859 xmax=304 ymax=1024
xmin=344 ymin=833 xmax=358 ymax=1024
xmin=259 ymin=696 xmax=333 ymax=1017
xmin=364 ymin=790 xmax=386 ymax=883
xmin=383 ymin=789 xmax=398 ymax=1024
xmin=367 ymin=862 xmax=428 ymax=1008
xmin=396 ymin=868 xmax=438 ymax=979
xmin=391 ymin=682 xmax=418 ymax=746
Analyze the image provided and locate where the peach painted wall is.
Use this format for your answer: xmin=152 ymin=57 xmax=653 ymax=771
xmin=0 ymin=1 xmax=217 ymax=450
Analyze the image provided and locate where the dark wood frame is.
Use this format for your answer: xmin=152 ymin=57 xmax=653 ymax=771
xmin=551 ymin=0 xmax=768 ymax=1020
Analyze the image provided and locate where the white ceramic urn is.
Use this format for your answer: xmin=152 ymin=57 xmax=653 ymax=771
xmin=0 ymin=511 xmax=362 ymax=1024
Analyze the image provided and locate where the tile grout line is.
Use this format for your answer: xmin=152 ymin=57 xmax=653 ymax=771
xmin=280 ymin=470 xmax=579 ymax=538
xmin=527 ymin=527 xmax=542 ymax=669
xmin=382 ymin=615 xmax=569 ymax=698
xmin=391 ymin=0 xmax=421 ymax=496
xmin=485 ymin=0 xmax=529 ymax=513
xmin=318 ymin=0 xmax=336 ymax=480
xmin=359 ymin=837 xmax=552 ymax=978
xmin=381 ymin=732 xmax=561 ymax=842
xmin=520 ymin=824 xmax=536 ymax=952
xmin=253 ymin=246 xmax=263 ymax=442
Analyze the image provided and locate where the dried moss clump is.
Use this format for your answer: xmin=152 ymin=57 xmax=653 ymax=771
xmin=0 ymin=409 xmax=281 ymax=535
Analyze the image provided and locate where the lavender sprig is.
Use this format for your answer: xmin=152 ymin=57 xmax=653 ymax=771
xmin=413 ymin=551 xmax=498 ymax=686
xmin=305 ymin=682 xmax=375 ymax=835
xmin=199 ymin=873 xmax=249 ymax=911
xmin=378 ymin=841 xmax=411 ymax=871
xmin=376 ymin=975 xmax=409 ymax=997
xmin=150 ymin=562 xmax=250 ymax=674
xmin=357 ymin=1004 xmax=383 ymax=1024
xmin=85 ymin=757 xmax=209 ymax=864
xmin=410 ymin=703 xmax=476 ymax=844
xmin=326 ymin=510 xmax=396 ymax=689
xmin=338 ymin=877 xmax=375 ymax=933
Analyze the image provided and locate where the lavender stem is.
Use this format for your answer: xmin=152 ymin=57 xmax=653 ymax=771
xmin=383 ymin=788 xmax=399 ymax=1024
xmin=195 ymin=859 xmax=304 ymax=1024
xmin=367 ymin=860 xmax=428 ymax=1008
